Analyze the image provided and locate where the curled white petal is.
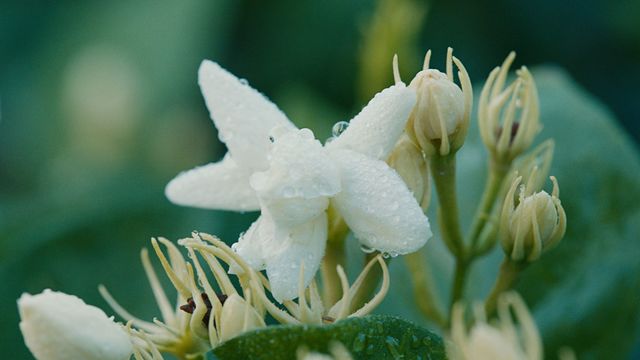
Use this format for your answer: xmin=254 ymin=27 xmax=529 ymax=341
xmin=327 ymin=83 xmax=416 ymax=160
xmin=264 ymin=213 xmax=328 ymax=302
xmin=18 ymin=289 xmax=132 ymax=360
xmin=165 ymin=155 xmax=259 ymax=211
xmin=199 ymin=60 xmax=296 ymax=170
xmin=329 ymin=149 xmax=431 ymax=255
xmin=234 ymin=215 xmax=274 ymax=271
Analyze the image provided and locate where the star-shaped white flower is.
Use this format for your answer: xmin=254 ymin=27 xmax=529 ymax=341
xmin=166 ymin=60 xmax=432 ymax=301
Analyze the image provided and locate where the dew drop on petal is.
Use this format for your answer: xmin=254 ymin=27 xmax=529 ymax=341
xmin=239 ymin=78 xmax=249 ymax=85
xmin=360 ymin=244 xmax=376 ymax=254
xmin=331 ymin=121 xmax=350 ymax=137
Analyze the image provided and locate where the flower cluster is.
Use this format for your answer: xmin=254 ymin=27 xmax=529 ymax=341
xmin=18 ymin=233 xmax=390 ymax=360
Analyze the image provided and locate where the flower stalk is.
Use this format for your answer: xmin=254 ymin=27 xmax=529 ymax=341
xmin=484 ymin=258 xmax=527 ymax=316
xmin=404 ymin=251 xmax=446 ymax=327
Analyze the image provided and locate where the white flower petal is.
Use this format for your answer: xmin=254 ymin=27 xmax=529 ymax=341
xmin=329 ymin=148 xmax=431 ymax=255
xmin=18 ymin=289 xmax=132 ymax=360
xmin=265 ymin=213 xmax=328 ymax=302
xmin=250 ymin=128 xmax=341 ymax=200
xmin=233 ymin=214 xmax=274 ymax=271
xmin=199 ymin=60 xmax=297 ymax=169
xmin=165 ymin=155 xmax=259 ymax=212
xmin=327 ymin=83 xmax=416 ymax=159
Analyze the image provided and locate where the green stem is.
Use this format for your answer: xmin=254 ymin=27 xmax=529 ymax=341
xmin=404 ymin=251 xmax=447 ymax=327
xmin=430 ymin=154 xmax=465 ymax=259
xmin=321 ymin=235 xmax=347 ymax=306
xmin=467 ymin=160 xmax=510 ymax=257
xmin=449 ymin=257 xmax=469 ymax=314
xmin=321 ymin=210 xmax=349 ymax=306
xmin=484 ymin=258 xmax=526 ymax=316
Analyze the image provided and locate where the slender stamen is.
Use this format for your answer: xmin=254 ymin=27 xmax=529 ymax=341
xmin=141 ymin=248 xmax=175 ymax=326
xmin=422 ymin=49 xmax=432 ymax=70
xmin=99 ymin=285 xmax=160 ymax=334
xmin=350 ymin=256 xmax=389 ymax=317
xmin=392 ymin=54 xmax=401 ymax=84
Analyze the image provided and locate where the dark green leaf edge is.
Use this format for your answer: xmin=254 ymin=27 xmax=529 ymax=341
xmin=212 ymin=315 xmax=447 ymax=360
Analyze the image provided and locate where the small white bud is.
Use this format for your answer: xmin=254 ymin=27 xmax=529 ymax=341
xmin=218 ymin=293 xmax=264 ymax=342
xmin=18 ymin=289 xmax=132 ymax=360
xmin=387 ymin=134 xmax=430 ymax=211
xmin=405 ymin=48 xmax=473 ymax=156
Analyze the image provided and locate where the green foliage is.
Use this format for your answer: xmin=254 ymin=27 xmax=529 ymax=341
xmin=212 ymin=315 xmax=446 ymax=360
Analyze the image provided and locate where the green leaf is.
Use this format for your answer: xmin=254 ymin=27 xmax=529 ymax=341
xmin=212 ymin=315 xmax=446 ymax=360
xmin=379 ymin=67 xmax=640 ymax=358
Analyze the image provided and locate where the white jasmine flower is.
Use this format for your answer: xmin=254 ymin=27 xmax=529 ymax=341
xmin=18 ymin=289 xmax=132 ymax=360
xmin=166 ymin=60 xmax=432 ymax=301
xmin=449 ymin=292 xmax=542 ymax=360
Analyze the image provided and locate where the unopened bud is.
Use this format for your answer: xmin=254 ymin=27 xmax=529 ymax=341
xmin=18 ymin=289 xmax=132 ymax=360
xmin=479 ymin=52 xmax=540 ymax=164
xmin=404 ymin=48 xmax=473 ymax=156
xmin=219 ymin=293 xmax=264 ymax=342
xmin=387 ymin=134 xmax=430 ymax=211
xmin=500 ymin=176 xmax=566 ymax=262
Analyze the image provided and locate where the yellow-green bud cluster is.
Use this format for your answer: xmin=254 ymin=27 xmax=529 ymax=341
xmin=499 ymin=176 xmax=566 ymax=262
xmin=479 ymin=52 xmax=540 ymax=165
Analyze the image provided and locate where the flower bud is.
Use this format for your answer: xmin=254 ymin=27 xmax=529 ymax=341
xmin=219 ymin=293 xmax=264 ymax=342
xmin=18 ymin=289 xmax=132 ymax=360
xmin=404 ymin=48 xmax=472 ymax=156
xmin=500 ymin=176 xmax=567 ymax=262
xmin=387 ymin=134 xmax=430 ymax=211
xmin=479 ymin=52 xmax=540 ymax=165
xmin=450 ymin=292 xmax=542 ymax=360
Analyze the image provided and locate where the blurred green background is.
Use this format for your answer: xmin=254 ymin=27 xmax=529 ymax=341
xmin=1 ymin=0 xmax=639 ymax=359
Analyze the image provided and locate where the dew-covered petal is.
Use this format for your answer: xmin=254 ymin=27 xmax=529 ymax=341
xmin=199 ymin=60 xmax=297 ymax=170
xmin=329 ymin=149 xmax=431 ymax=255
xmin=264 ymin=213 xmax=328 ymax=302
xmin=250 ymin=128 xmax=341 ymax=201
xmin=18 ymin=289 xmax=132 ymax=360
xmin=233 ymin=214 xmax=275 ymax=271
xmin=165 ymin=155 xmax=259 ymax=212
xmin=327 ymin=84 xmax=416 ymax=160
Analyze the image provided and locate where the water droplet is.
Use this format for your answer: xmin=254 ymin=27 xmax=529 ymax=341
xmin=360 ymin=244 xmax=376 ymax=254
xmin=239 ymin=78 xmax=249 ymax=85
xmin=365 ymin=344 xmax=376 ymax=355
xmin=352 ymin=333 xmax=367 ymax=352
xmin=331 ymin=121 xmax=350 ymax=137
xmin=382 ymin=252 xmax=390 ymax=259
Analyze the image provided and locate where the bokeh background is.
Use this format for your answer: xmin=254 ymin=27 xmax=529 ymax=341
xmin=1 ymin=0 xmax=639 ymax=359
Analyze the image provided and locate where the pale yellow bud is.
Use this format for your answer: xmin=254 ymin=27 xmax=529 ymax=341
xmin=218 ymin=293 xmax=264 ymax=342
xmin=500 ymin=176 xmax=567 ymax=262
xmin=404 ymin=48 xmax=473 ymax=156
xmin=479 ymin=52 xmax=540 ymax=165
xmin=449 ymin=292 xmax=543 ymax=360
xmin=387 ymin=134 xmax=430 ymax=211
